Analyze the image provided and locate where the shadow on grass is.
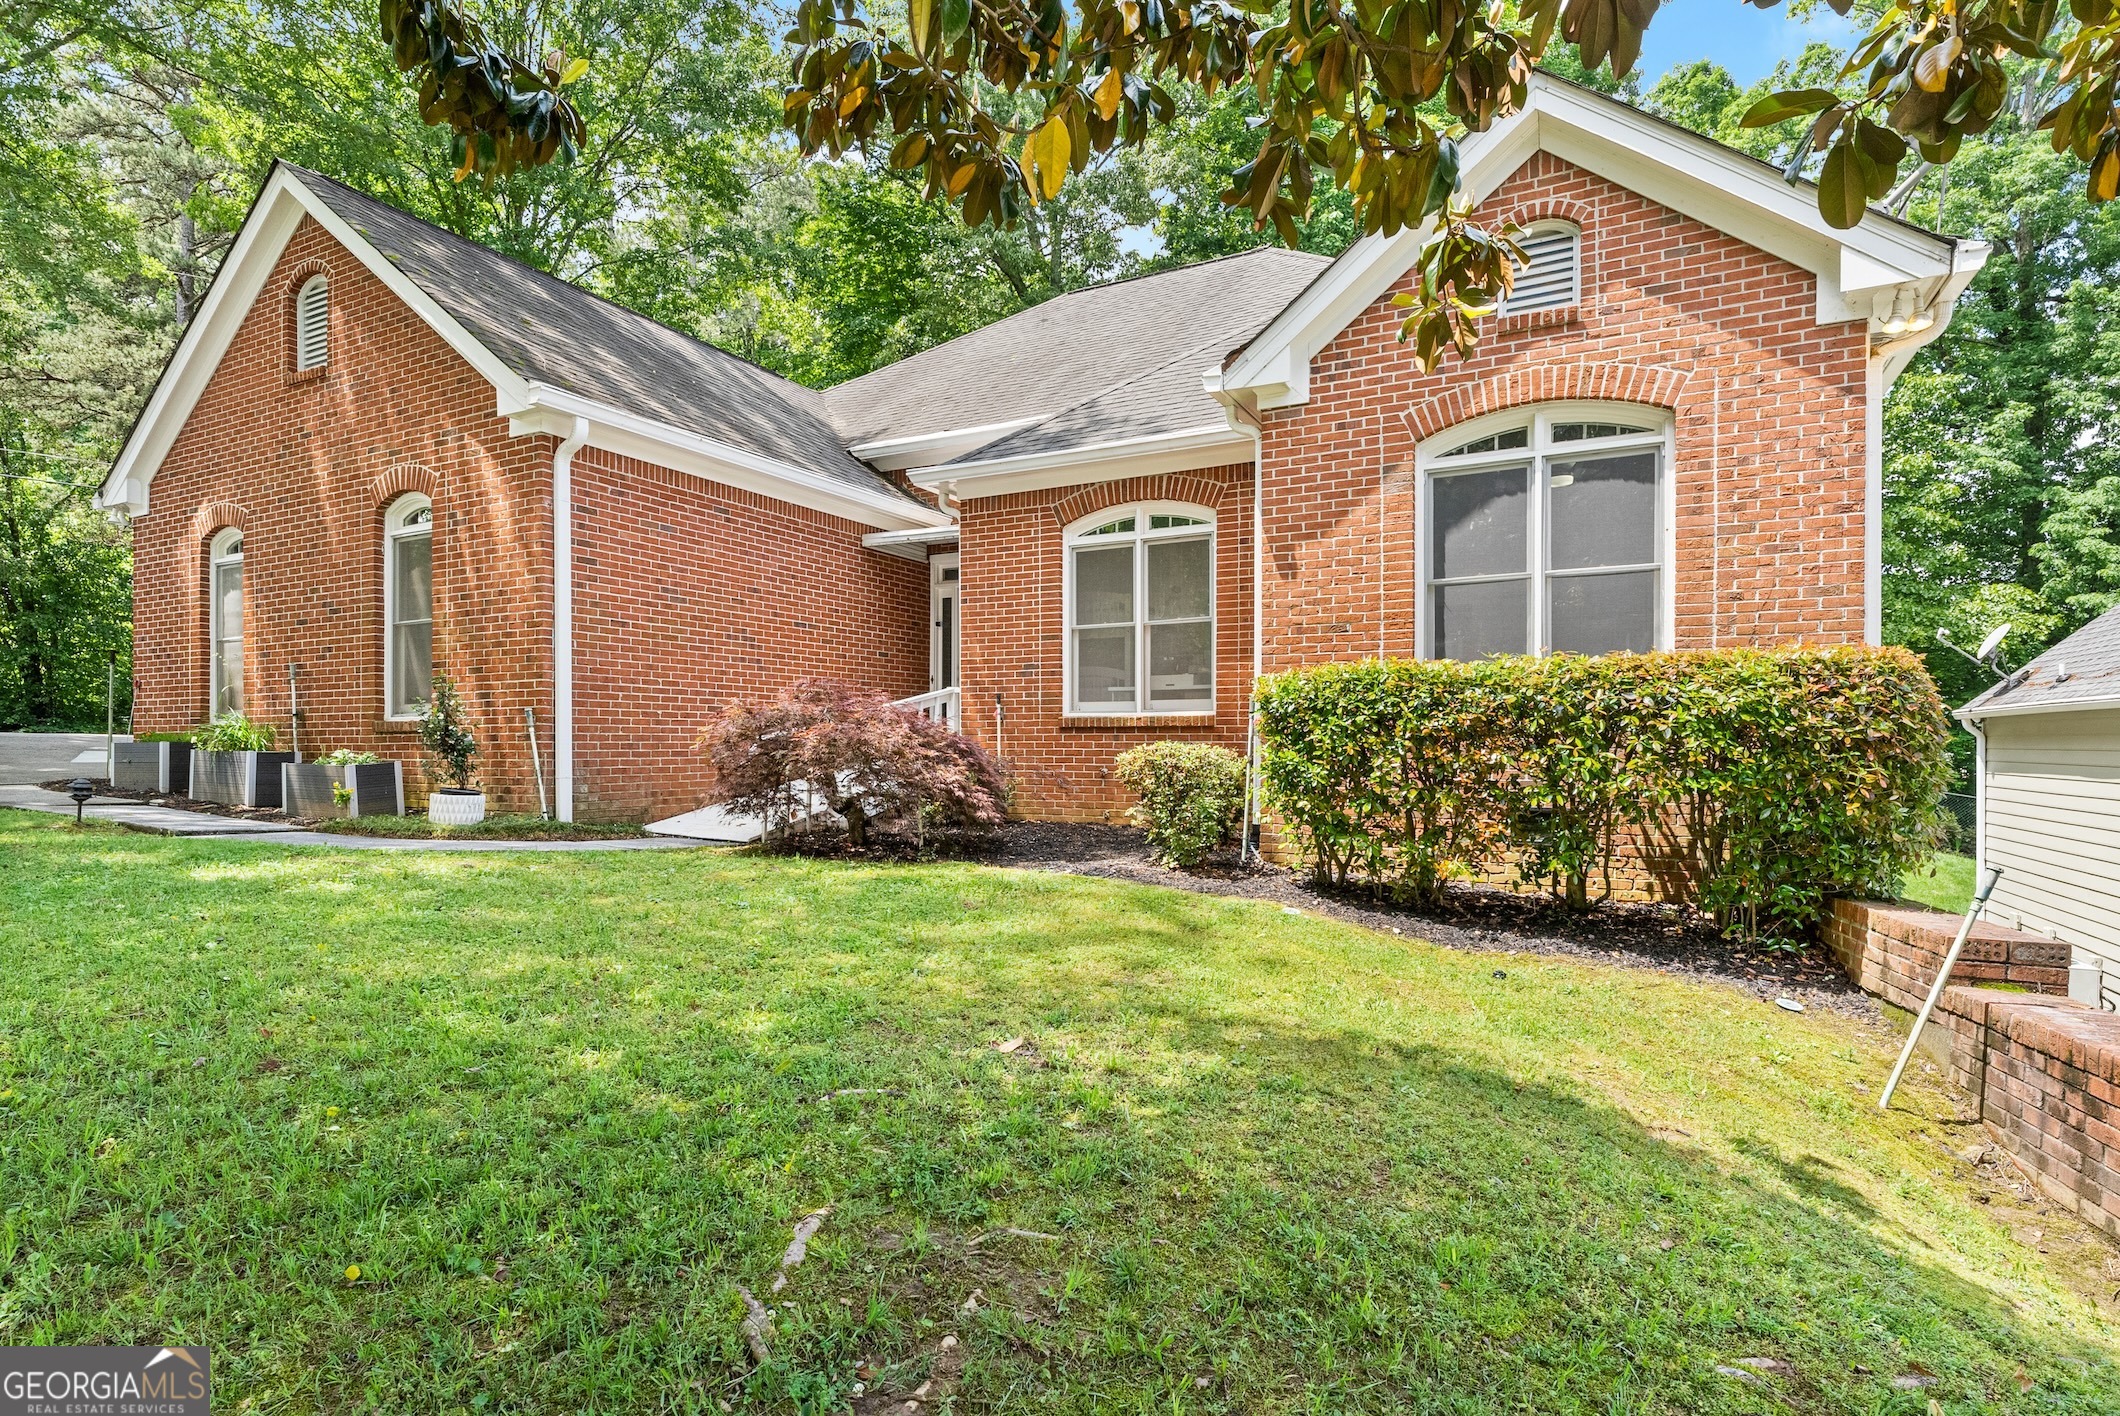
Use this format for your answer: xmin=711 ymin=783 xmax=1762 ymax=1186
xmin=0 ymin=812 xmax=2112 ymax=1414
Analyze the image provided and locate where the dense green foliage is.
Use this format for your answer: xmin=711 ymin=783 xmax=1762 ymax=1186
xmin=3 ymin=808 xmax=2116 ymax=1408
xmin=1256 ymin=649 xmax=1951 ymax=937
xmin=1111 ymin=740 xmax=1247 ymax=867
xmin=190 ymin=711 xmax=275 ymax=752
xmin=418 ymin=672 xmax=478 ymax=788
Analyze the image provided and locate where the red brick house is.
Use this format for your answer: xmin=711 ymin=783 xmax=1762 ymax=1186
xmin=101 ymin=77 xmax=1987 ymax=824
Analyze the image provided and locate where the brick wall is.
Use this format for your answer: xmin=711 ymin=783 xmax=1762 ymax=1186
xmin=570 ymin=449 xmax=927 ymax=822
xmin=1256 ymin=150 xmax=1872 ymax=674
xmin=955 ymin=466 xmax=1252 ymax=820
xmin=1828 ymin=899 xmax=2120 ymax=1239
xmin=132 ymin=214 xmax=930 ymax=822
xmin=133 ymin=216 xmax=556 ymax=811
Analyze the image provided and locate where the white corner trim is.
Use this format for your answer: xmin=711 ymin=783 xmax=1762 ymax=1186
xmin=551 ymin=416 xmax=589 ymax=823
xmin=1220 ymin=74 xmax=1981 ymax=411
xmin=905 ymin=424 xmax=1254 ymax=499
xmin=851 ymin=418 xmax=1042 ymax=471
xmin=504 ymin=385 xmax=951 ymax=532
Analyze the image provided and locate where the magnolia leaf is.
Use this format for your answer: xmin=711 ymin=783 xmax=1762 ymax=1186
xmin=942 ymin=0 xmax=971 ymax=48
xmin=908 ymin=0 xmax=933 ymax=52
xmin=1094 ymin=65 xmax=1125 ymax=121
xmin=1912 ymin=35 xmax=1960 ymax=93
xmin=1816 ymin=139 xmax=1869 ymax=229
xmin=558 ymin=56 xmax=588 ymax=86
xmin=1739 ymin=88 xmax=1838 ymax=128
xmin=1027 ymin=115 xmax=1070 ymax=201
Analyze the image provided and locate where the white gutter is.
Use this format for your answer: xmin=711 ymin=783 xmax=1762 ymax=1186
xmin=906 ymin=423 xmax=1253 ymax=498
xmin=850 ymin=418 xmax=1041 ymax=471
xmin=552 ymin=416 xmax=589 ymax=823
xmin=1957 ymin=691 xmax=2120 ymax=721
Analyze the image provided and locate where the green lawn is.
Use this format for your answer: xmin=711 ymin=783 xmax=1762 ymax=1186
xmin=1900 ymin=851 xmax=1978 ymax=915
xmin=1 ymin=808 xmax=2114 ymax=1413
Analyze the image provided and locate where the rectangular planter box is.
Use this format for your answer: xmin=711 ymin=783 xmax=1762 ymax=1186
xmin=190 ymin=749 xmax=298 ymax=808
xmin=282 ymin=760 xmax=404 ymax=819
xmin=110 ymin=740 xmax=190 ymax=795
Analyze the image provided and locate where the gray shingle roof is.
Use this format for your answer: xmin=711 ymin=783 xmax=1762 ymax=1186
xmin=1960 ymin=605 xmax=2120 ymax=716
xmin=286 ymin=165 xmax=916 ymax=507
xmin=822 ymin=246 xmax=1332 ymax=458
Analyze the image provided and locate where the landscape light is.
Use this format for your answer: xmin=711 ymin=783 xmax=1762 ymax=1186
xmin=68 ymin=778 xmax=94 ymax=825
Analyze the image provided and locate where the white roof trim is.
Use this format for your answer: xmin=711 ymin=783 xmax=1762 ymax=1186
xmin=506 ymin=386 xmax=951 ymax=532
xmin=906 ymin=423 xmax=1254 ymax=499
xmin=98 ymin=166 xmax=530 ymax=515
xmin=98 ymin=165 xmax=949 ymax=533
xmin=1221 ymin=74 xmax=1988 ymax=410
xmin=851 ymin=418 xmax=1043 ymax=471
xmin=861 ymin=524 xmax=961 ymax=561
xmin=1957 ymin=692 xmax=2120 ymax=722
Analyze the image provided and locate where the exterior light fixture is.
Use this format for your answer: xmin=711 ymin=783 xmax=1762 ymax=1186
xmin=67 ymin=777 xmax=94 ymax=825
xmin=1878 ymin=289 xmax=1912 ymax=335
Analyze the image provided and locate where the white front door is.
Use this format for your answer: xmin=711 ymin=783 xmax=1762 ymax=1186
xmin=930 ymin=553 xmax=959 ymax=694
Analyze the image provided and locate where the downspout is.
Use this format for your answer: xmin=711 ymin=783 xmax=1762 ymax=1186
xmin=552 ymin=416 xmax=590 ymax=823
xmin=1205 ymin=367 xmax=1265 ymax=861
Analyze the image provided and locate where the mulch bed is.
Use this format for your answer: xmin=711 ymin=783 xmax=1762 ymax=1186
xmin=985 ymin=821 xmax=1881 ymax=1020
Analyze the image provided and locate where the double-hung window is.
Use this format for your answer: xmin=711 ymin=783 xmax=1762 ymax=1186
xmin=1067 ymin=505 xmax=1214 ymax=714
xmin=209 ymin=528 xmax=244 ymax=716
xmin=384 ymin=494 xmax=433 ymax=717
xmin=1420 ymin=406 xmax=1667 ymax=660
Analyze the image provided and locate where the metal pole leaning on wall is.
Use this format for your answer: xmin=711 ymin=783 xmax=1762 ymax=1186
xmin=286 ymin=662 xmax=301 ymax=760
xmin=525 ymin=707 xmax=550 ymax=820
xmin=1879 ymin=865 xmax=2003 ymax=1111
xmin=104 ymin=653 xmax=116 ymax=780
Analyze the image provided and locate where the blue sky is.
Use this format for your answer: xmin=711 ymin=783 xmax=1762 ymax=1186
xmin=1636 ymin=0 xmax=1863 ymax=87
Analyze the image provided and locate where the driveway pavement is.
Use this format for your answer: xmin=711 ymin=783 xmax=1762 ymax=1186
xmin=0 ymin=731 xmax=125 ymax=785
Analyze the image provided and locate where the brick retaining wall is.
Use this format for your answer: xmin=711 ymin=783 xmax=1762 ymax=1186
xmin=1830 ymin=899 xmax=2120 ymax=1240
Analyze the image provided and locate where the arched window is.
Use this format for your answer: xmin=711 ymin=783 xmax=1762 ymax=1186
xmin=384 ymin=494 xmax=433 ymax=717
xmin=1500 ymin=221 xmax=1580 ymax=315
xmin=294 ymin=273 xmax=330 ymax=371
xmin=1065 ymin=504 xmax=1214 ymax=714
xmin=1418 ymin=405 xmax=1668 ymax=661
xmin=209 ymin=528 xmax=244 ymax=717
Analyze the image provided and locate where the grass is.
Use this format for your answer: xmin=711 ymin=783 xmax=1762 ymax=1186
xmin=1900 ymin=851 xmax=1978 ymax=915
xmin=316 ymin=812 xmax=645 ymax=841
xmin=1 ymin=807 xmax=2115 ymax=1413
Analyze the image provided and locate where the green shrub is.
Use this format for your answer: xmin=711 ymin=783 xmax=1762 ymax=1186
xmin=1112 ymin=742 xmax=1248 ymax=867
xmin=1255 ymin=648 xmax=1949 ymax=937
xmin=315 ymin=748 xmax=381 ymax=766
xmin=419 ymin=674 xmax=478 ymax=789
xmin=191 ymin=713 xmax=274 ymax=752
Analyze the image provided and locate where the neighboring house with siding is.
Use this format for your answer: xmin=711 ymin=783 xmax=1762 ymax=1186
xmin=100 ymin=75 xmax=1986 ymax=824
xmin=1960 ymin=605 xmax=2120 ymax=1012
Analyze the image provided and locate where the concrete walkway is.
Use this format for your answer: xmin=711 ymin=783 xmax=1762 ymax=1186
xmin=0 ymin=785 xmax=705 ymax=852
xmin=0 ymin=731 xmax=129 ymax=785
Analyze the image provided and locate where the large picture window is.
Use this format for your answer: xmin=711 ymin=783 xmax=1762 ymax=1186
xmin=209 ymin=528 xmax=244 ymax=717
xmin=1066 ymin=504 xmax=1214 ymax=714
xmin=1420 ymin=406 xmax=1668 ymax=661
xmin=384 ymin=494 xmax=433 ymax=717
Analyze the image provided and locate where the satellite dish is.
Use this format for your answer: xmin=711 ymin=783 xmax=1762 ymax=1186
xmin=1977 ymin=624 xmax=2010 ymax=661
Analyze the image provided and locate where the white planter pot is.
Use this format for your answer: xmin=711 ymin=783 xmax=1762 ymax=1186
xmin=428 ymin=788 xmax=487 ymax=826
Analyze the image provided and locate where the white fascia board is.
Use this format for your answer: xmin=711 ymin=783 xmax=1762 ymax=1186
xmin=1220 ymin=75 xmax=1972 ymax=409
xmin=850 ymin=418 xmax=1042 ymax=471
xmin=1957 ymin=692 xmax=2120 ymax=722
xmin=98 ymin=166 xmax=531 ymax=516
xmin=508 ymin=385 xmax=953 ymax=532
xmin=906 ymin=424 xmax=1254 ymax=499
xmin=861 ymin=524 xmax=961 ymax=561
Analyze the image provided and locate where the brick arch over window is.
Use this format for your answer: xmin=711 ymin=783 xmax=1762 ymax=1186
xmin=1048 ymin=471 xmax=1230 ymax=529
xmin=1493 ymin=196 xmax=1593 ymax=232
xmin=370 ymin=463 xmax=438 ymax=506
xmin=190 ymin=501 xmax=250 ymax=545
xmin=1404 ymin=363 xmax=1692 ymax=443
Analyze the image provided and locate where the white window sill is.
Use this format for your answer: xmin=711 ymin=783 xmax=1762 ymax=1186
xmin=1062 ymin=710 xmax=1217 ymax=728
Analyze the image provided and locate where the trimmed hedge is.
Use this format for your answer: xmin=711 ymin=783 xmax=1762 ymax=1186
xmin=1255 ymin=648 xmax=1950 ymax=937
xmin=1113 ymin=742 xmax=1247 ymax=867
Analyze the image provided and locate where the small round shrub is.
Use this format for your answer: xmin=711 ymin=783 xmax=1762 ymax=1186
xmin=1113 ymin=741 xmax=1248 ymax=868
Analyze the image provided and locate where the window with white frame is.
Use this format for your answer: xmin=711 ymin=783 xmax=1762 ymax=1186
xmin=294 ymin=273 xmax=330 ymax=370
xmin=1500 ymin=221 xmax=1580 ymax=315
xmin=384 ymin=494 xmax=433 ymax=717
xmin=209 ymin=528 xmax=244 ymax=717
xmin=1420 ymin=406 xmax=1667 ymax=661
xmin=1067 ymin=505 xmax=1214 ymax=714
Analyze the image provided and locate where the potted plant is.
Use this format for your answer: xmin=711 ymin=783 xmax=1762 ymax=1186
xmin=419 ymin=674 xmax=484 ymax=825
xmin=111 ymin=732 xmax=193 ymax=795
xmin=282 ymin=748 xmax=405 ymax=819
xmin=189 ymin=713 xmax=297 ymax=808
